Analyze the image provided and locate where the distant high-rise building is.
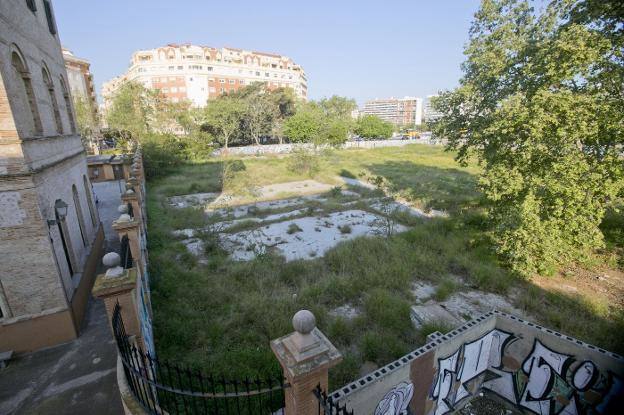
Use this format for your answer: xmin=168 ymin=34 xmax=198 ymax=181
xmin=62 ymin=48 xmax=98 ymax=125
xmin=361 ymin=97 xmax=423 ymax=126
xmin=102 ymin=44 xmax=307 ymax=111
xmin=424 ymin=94 xmax=443 ymax=122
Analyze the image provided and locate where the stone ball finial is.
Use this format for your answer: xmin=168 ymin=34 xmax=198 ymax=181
xmin=125 ymin=189 xmax=135 ymax=194
xmin=292 ymin=310 xmax=316 ymax=334
xmin=102 ymin=252 xmax=121 ymax=268
xmin=118 ymin=213 xmax=132 ymax=222
xmin=117 ymin=204 xmax=129 ymax=214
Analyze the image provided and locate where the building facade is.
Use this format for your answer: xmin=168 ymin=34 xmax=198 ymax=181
xmin=424 ymin=94 xmax=443 ymax=122
xmin=0 ymin=0 xmax=103 ymax=353
xmin=62 ymin=48 xmax=98 ymax=125
xmin=361 ymin=96 xmax=423 ymax=127
xmin=102 ymin=44 xmax=307 ymax=111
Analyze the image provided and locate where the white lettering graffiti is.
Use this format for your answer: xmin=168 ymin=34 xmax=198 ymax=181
xmin=374 ymin=381 xmax=414 ymax=415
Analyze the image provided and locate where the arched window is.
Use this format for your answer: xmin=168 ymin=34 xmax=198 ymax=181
xmin=55 ymin=199 xmax=75 ymax=276
xmin=59 ymin=77 xmax=76 ymax=133
xmin=72 ymin=184 xmax=86 ymax=246
xmin=42 ymin=65 xmax=63 ymax=134
xmin=83 ymin=175 xmax=97 ymax=227
xmin=11 ymin=49 xmax=43 ymax=135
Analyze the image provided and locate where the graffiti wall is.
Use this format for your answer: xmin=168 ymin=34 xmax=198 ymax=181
xmin=334 ymin=312 xmax=624 ymax=415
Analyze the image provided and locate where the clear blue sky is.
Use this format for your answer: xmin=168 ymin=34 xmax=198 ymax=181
xmin=54 ymin=0 xmax=481 ymax=105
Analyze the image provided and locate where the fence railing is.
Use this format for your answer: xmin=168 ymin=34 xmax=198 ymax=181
xmin=120 ymin=235 xmax=133 ymax=269
xmin=313 ymin=384 xmax=354 ymax=415
xmin=112 ymin=303 xmax=287 ymax=414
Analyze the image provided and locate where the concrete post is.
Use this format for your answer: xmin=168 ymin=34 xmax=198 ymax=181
xmin=121 ymin=189 xmax=143 ymax=226
xmin=271 ymin=310 xmax=342 ymax=415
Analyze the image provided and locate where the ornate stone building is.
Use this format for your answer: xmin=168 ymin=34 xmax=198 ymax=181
xmin=0 ymin=0 xmax=103 ymax=353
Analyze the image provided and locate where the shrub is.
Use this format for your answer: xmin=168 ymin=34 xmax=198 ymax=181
xmin=338 ymin=224 xmax=352 ymax=234
xmin=287 ymin=149 xmax=319 ymax=177
xmin=287 ymin=223 xmax=303 ymax=234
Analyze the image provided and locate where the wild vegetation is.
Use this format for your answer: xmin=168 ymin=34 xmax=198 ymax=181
xmin=146 ymin=145 xmax=623 ymax=388
xmin=432 ymin=0 xmax=624 ymax=277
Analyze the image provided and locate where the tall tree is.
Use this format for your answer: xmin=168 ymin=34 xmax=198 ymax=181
xmin=106 ymin=81 xmax=153 ymax=139
xmin=203 ymin=97 xmax=245 ymax=150
xmin=432 ymin=0 xmax=624 ymax=276
xmin=355 ymin=115 xmax=394 ymax=139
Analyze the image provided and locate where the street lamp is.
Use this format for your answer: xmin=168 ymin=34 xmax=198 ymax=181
xmin=54 ymin=199 xmax=68 ymax=221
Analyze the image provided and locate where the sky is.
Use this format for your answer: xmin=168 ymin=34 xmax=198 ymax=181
xmin=54 ymin=0 xmax=481 ymax=106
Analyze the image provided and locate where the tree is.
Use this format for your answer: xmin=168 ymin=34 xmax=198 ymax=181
xmin=355 ymin=115 xmax=394 ymax=139
xmin=106 ymin=81 xmax=153 ymax=139
xmin=318 ymin=95 xmax=357 ymax=120
xmin=432 ymin=0 xmax=624 ymax=276
xmin=282 ymin=103 xmax=323 ymax=143
xmin=73 ymin=95 xmax=98 ymax=149
xmin=203 ymin=97 xmax=245 ymax=149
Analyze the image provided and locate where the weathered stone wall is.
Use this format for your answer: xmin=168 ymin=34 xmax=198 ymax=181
xmin=334 ymin=311 xmax=624 ymax=415
xmin=0 ymin=1 xmax=102 ymax=352
xmin=212 ymin=139 xmax=446 ymax=156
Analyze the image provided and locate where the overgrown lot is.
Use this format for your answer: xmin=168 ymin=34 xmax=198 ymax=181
xmin=146 ymin=144 xmax=624 ymax=388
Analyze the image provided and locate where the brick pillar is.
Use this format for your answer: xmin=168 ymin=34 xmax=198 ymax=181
xmin=92 ymin=252 xmax=143 ymax=347
xmin=271 ymin=310 xmax=342 ymax=415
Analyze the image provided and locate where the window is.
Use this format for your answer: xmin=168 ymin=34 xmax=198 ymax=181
xmin=209 ymin=87 xmax=216 ymax=93
xmin=168 ymin=66 xmax=174 ymax=70
xmin=162 ymin=87 xmax=169 ymax=93
xmin=265 ymin=72 xmax=269 ymax=77
xmin=72 ymin=184 xmax=86 ymax=246
xmin=42 ymin=66 xmax=63 ymax=134
xmin=26 ymin=0 xmax=37 ymax=13
xmin=255 ymin=71 xmax=260 ymax=76
xmin=208 ymin=78 xmax=214 ymax=82
xmin=179 ymin=86 xmax=186 ymax=92
xmin=138 ymin=67 xmax=146 ymax=73
xmin=59 ymin=77 xmax=76 ymax=133
xmin=239 ymin=79 xmax=245 ymax=84
xmin=219 ymin=79 xmax=225 ymax=84
xmin=177 ymin=66 xmax=183 ymax=70
xmin=11 ymin=50 xmax=42 ymax=135
xmin=43 ymin=0 xmax=57 ymax=35
xmin=83 ymin=176 xmax=97 ymax=227
xmin=229 ymin=79 xmax=235 ymax=85
xmin=207 ymin=67 xmax=213 ymax=71
xmin=220 ymin=87 xmax=225 ymax=93
xmin=171 ymin=87 xmax=177 ymax=92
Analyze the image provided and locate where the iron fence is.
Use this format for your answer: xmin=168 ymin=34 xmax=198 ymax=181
xmin=120 ymin=235 xmax=133 ymax=269
xmin=112 ymin=303 xmax=287 ymax=414
xmin=313 ymin=384 xmax=354 ymax=415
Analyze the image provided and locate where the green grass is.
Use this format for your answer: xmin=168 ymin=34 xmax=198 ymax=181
xmin=146 ymin=144 xmax=624 ymax=389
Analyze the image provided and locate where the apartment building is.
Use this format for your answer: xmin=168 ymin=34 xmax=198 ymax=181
xmin=62 ymin=48 xmax=98 ymax=124
xmin=424 ymin=94 xmax=443 ymax=122
xmin=102 ymin=44 xmax=307 ymax=110
xmin=362 ymin=96 xmax=423 ymax=126
xmin=0 ymin=0 xmax=103 ymax=353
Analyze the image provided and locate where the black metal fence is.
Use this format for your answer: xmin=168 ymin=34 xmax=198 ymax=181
xmin=120 ymin=235 xmax=133 ymax=269
xmin=112 ymin=303 xmax=287 ymax=414
xmin=313 ymin=384 xmax=354 ymax=415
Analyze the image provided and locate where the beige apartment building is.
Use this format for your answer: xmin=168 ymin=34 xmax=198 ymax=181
xmin=102 ymin=43 xmax=307 ymax=111
xmin=362 ymin=96 xmax=423 ymax=126
xmin=0 ymin=0 xmax=103 ymax=353
xmin=62 ymin=47 xmax=98 ymax=125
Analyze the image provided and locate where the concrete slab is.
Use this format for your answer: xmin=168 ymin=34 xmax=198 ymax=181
xmin=92 ymin=180 xmax=125 ymax=253
xmin=0 ymin=300 xmax=123 ymax=415
xmin=410 ymin=302 xmax=463 ymax=328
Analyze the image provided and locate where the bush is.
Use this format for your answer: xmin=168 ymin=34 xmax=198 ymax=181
xmin=287 ymin=149 xmax=319 ymax=177
xmin=142 ymin=134 xmax=186 ymax=179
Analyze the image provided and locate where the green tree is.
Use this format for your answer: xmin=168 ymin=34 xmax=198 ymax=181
xmin=318 ymin=95 xmax=357 ymax=120
xmin=282 ymin=103 xmax=323 ymax=143
xmin=106 ymin=81 xmax=153 ymax=139
xmin=73 ymin=95 xmax=98 ymax=149
xmin=355 ymin=115 xmax=394 ymax=139
xmin=203 ymin=97 xmax=245 ymax=149
xmin=432 ymin=0 xmax=624 ymax=276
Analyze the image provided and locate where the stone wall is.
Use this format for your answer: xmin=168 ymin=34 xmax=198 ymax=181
xmin=212 ymin=138 xmax=446 ymax=156
xmin=333 ymin=311 xmax=624 ymax=415
xmin=0 ymin=1 xmax=103 ymax=353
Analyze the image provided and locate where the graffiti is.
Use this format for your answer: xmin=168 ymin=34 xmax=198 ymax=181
xmin=375 ymin=381 xmax=414 ymax=415
xmin=427 ymin=330 xmax=623 ymax=415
